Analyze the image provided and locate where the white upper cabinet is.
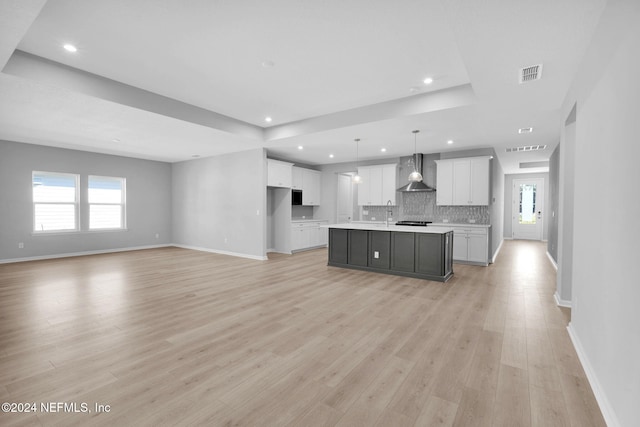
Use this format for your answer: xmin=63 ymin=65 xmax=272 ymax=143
xmin=435 ymin=160 xmax=454 ymax=205
xmin=267 ymin=159 xmax=293 ymax=188
xmin=301 ymin=168 xmax=321 ymax=206
xmin=381 ymin=164 xmax=397 ymax=205
xmin=436 ymin=156 xmax=490 ymax=205
xmin=292 ymin=167 xmax=303 ymax=190
xmin=357 ymin=164 xmax=397 ymax=205
xmin=291 ymin=166 xmax=321 ymax=205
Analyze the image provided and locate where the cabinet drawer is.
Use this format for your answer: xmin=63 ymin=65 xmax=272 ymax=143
xmin=452 ymin=227 xmax=487 ymax=235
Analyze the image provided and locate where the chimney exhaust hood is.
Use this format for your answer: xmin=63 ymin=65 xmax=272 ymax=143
xmin=396 ymin=153 xmax=436 ymax=192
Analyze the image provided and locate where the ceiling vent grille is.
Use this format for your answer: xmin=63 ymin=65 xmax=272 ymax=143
xmin=519 ymin=64 xmax=543 ymax=83
xmin=506 ymin=145 xmax=547 ymax=153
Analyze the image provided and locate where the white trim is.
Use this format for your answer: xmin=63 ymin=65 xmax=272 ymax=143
xmin=567 ymin=323 xmax=620 ymax=427
xmin=172 ymin=244 xmax=268 ymax=261
xmin=267 ymin=249 xmax=292 ymax=255
xmin=546 ymin=251 xmax=558 ymax=270
xmin=0 ymin=244 xmax=172 ymax=264
xmin=491 ymin=239 xmax=504 ymax=263
xmin=553 ymin=292 xmax=572 ymax=308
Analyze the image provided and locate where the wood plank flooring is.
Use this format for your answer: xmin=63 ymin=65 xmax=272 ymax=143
xmin=0 ymin=240 xmax=605 ymax=426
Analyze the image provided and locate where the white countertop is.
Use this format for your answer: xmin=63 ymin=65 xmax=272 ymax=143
xmin=291 ymin=219 xmax=329 ymax=223
xmin=323 ymin=223 xmax=453 ymax=234
xmin=431 ymin=222 xmax=491 ymax=229
xmin=347 ymin=220 xmax=490 ymax=229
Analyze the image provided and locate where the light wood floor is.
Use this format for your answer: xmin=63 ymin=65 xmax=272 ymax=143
xmin=0 ymin=240 xmax=605 ymax=426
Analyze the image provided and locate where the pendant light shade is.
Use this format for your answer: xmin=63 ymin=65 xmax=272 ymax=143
xmin=408 ymin=130 xmax=423 ymax=182
xmin=353 ymin=138 xmax=362 ymax=183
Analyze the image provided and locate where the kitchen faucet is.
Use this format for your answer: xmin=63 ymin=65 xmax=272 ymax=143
xmin=386 ymin=200 xmax=393 ymax=227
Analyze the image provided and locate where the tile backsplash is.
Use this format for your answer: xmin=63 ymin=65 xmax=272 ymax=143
xmin=401 ymin=192 xmax=489 ymax=224
xmin=360 ymin=192 xmax=489 ymax=224
xmin=360 ymin=205 xmax=399 ymax=222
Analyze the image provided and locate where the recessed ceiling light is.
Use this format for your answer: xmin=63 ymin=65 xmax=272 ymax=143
xmin=409 ymin=86 xmax=421 ymax=93
xmin=518 ymin=127 xmax=533 ymax=134
xmin=381 ymin=148 xmax=387 ymax=152
xmin=111 ymin=138 xmax=120 ymax=143
xmin=261 ymin=60 xmax=275 ymax=68
xmin=63 ymin=44 xmax=77 ymax=53
xmin=447 ymin=140 xmax=454 ymax=145
xmin=297 ymin=146 xmax=303 ymax=150
xmin=423 ymin=77 xmax=434 ymax=85
xmin=265 ymin=116 xmax=272 ymax=123
xmin=329 ymin=154 xmax=334 ymax=158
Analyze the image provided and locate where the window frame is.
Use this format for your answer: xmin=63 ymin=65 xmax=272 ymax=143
xmin=88 ymin=175 xmax=127 ymax=231
xmin=32 ymin=171 xmax=80 ymax=233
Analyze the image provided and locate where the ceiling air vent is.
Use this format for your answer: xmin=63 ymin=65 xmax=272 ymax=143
xmin=519 ymin=64 xmax=543 ymax=83
xmin=506 ymin=145 xmax=547 ymax=153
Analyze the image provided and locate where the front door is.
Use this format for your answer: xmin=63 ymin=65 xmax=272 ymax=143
xmin=512 ymin=178 xmax=544 ymax=240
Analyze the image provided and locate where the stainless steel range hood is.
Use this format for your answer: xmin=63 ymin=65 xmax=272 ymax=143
xmin=396 ymin=153 xmax=436 ymax=192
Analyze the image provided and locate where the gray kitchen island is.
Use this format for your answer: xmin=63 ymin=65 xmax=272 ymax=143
xmin=325 ymin=223 xmax=454 ymax=282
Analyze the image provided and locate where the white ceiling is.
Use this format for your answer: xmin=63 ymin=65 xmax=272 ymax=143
xmin=0 ymin=0 xmax=606 ymax=173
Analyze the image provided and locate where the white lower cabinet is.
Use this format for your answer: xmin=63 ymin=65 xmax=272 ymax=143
xmin=291 ymin=221 xmax=328 ymax=252
xmin=451 ymin=226 xmax=489 ymax=265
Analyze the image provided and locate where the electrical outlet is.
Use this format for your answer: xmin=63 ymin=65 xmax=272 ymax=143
xmin=18 ymin=242 xmax=24 ymax=249
xmin=363 ymin=210 xmax=368 ymax=215
xmin=371 ymin=217 xmax=376 ymax=221
xmin=374 ymin=251 xmax=379 ymax=259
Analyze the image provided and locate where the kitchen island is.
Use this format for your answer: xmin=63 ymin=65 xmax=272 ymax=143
xmin=324 ymin=223 xmax=454 ymax=282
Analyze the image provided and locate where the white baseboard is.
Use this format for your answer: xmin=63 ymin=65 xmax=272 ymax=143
xmin=491 ymin=239 xmax=504 ymax=263
xmin=546 ymin=251 xmax=558 ymax=270
xmin=553 ymin=291 xmax=572 ymax=308
xmin=173 ymin=244 xmax=268 ymax=261
xmin=0 ymin=244 xmax=173 ymax=264
xmin=567 ymin=323 xmax=620 ymax=427
xmin=267 ymin=249 xmax=292 ymax=255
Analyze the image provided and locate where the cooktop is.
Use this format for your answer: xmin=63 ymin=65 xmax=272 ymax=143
xmin=395 ymin=220 xmax=433 ymax=227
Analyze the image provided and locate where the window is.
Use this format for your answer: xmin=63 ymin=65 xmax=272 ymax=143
xmin=518 ymin=183 xmax=537 ymax=225
xmin=88 ymin=176 xmax=126 ymax=230
xmin=33 ymin=171 xmax=79 ymax=232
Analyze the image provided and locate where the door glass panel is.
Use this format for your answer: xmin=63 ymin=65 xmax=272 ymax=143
xmin=519 ymin=184 xmax=536 ymax=224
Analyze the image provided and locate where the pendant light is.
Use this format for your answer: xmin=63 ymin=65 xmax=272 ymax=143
xmin=408 ymin=130 xmax=423 ymax=182
xmin=353 ymin=138 xmax=362 ymax=183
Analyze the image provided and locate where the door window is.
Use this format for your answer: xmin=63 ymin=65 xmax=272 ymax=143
xmin=519 ymin=184 xmax=537 ymax=225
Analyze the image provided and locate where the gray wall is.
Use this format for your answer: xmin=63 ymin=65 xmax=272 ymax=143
xmin=557 ymin=115 xmax=576 ymax=305
xmin=0 ymin=140 xmax=172 ymax=261
xmin=547 ymin=144 xmax=560 ymax=263
xmin=489 ymin=155 xmax=505 ymax=261
xmin=559 ymin=3 xmax=640 ymax=425
xmin=503 ymin=172 xmax=549 ymax=241
xmin=171 ymin=148 xmax=266 ymax=260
